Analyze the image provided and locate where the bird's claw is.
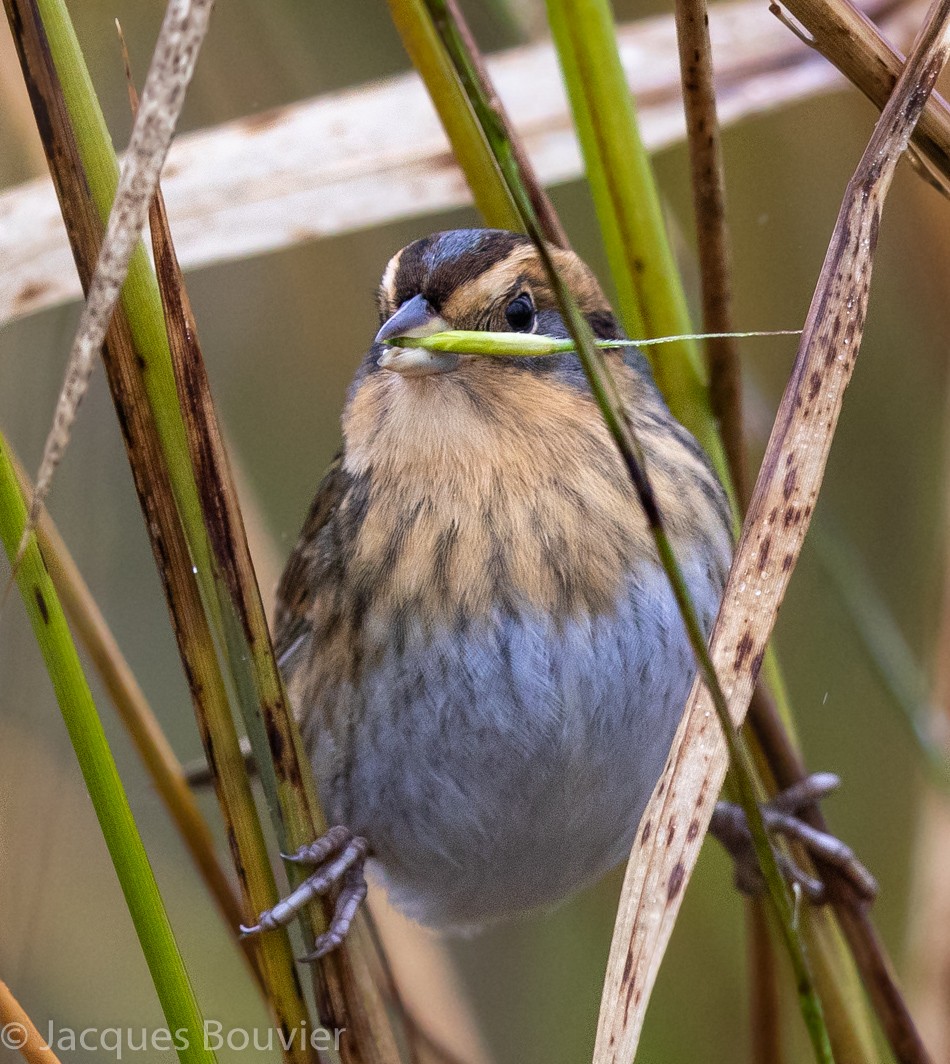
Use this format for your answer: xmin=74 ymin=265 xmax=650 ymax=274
xmin=239 ymin=825 xmax=369 ymax=960
xmin=297 ymin=862 xmax=368 ymax=962
xmin=710 ymin=772 xmax=877 ymax=904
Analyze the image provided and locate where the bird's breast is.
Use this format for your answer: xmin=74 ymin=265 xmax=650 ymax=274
xmin=288 ymin=362 xmax=732 ymax=928
xmin=337 ymin=364 xmax=658 ymax=636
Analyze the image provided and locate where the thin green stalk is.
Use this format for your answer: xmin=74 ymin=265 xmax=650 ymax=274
xmin=42 ymin=0 xmax=280 ymax=884
xmin=0 ymin=431 xmax=217 ymax=1064
xmin=7 ymin=440 xmax=260 ymax=987
xmin=387 ymin=0 xmax=523 ymax=232
xmin=541 ymin=0 xmax=838 ymax=778
xmin=422 ymin=4 xmax=833 ymax=1059
xmin=544 ymin=0 xmax=727 ymax=480
xmin=533 ymin=8 xmax=883 ymax=1054
xmin=539 ymin=0 xmax=824 ymax=779
xmin=383 ymin=328 xmax=800 ymax=356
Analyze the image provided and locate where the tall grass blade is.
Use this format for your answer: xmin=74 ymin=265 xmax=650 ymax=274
xmin=147 ymin=152 xmax=403 ymax=1063
xmin=544 ymin=0 xmax=728 ymax=485
xmin=0 ymin=431 xmax=218 ymax=1064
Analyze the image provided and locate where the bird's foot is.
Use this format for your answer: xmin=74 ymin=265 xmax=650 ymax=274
xmin=710 ymin=772 xmax=877 ymax=903
xmin=240 ymin=825 xmax=369 ymax=961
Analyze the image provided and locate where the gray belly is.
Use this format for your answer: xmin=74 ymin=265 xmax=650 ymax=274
xmin=307 ymin=558 xmax=719 ymax=930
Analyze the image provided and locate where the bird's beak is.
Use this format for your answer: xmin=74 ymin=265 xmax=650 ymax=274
xmin=375 ymin=294 xmax=458 ymax=376
xmin=375 ymin=294 xmax=444 ymax=344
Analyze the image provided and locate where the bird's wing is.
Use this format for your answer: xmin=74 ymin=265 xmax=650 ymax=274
xmin=272 ymin=450 xmax=346 ymax=671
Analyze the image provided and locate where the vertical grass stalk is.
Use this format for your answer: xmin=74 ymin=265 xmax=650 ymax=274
xmin=544 ymin=0 xmax=728 ymax=487
xmin=387 ymin=0 xmax=523 ymax=231
xmin=0 ymin=431 xmax=218 ymax=1064
xmin=8 ymin=441 xmax=256 ymax=974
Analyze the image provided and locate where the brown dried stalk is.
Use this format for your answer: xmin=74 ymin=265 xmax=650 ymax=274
xmin=221 ymin=420 xmax=492 ymax=1064
xmin=907 ymin=800 xmax=950 ymax=1057
xmin=674 ymin=0 xmax=747 ymax=505
xmin=368 ymin=901 xmax=494 ymax=1064
xmin=906 ymin=559 xmax=950 ymax=1058
xmin=674 ymin=0 xmax=876 ymax=1052
xmin=745 ymin=898 xmax=786 ymax=1064
xmin=594 ymin=0 xmax=950 ymax=1057
xmin=147 ymin=161 xmax=402 ymax=1064
xmin=776 ymin=0 xmax=950 ymax=194
xmin=903 ymin=278 xmax=950 ymax=1058
xmin=750 ymin=698 xmax=930 ymax=1062
xmin=673 ymin=0 xmax=778 ymax=1052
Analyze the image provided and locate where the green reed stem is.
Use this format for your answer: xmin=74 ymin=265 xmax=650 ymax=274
xmin=0 ymin=431 xmax=217 ymax=1064
xmin=383 ymin=329 xmax=800 ymax=356
xmin=34 ymin=0 xmax=217 ymax=605
xmin=14 ymin=1 xmax=329 ymax=1055
xmin=386 ymin=0 xmax=523 ymax=232
xmin=543 ymin=0 xmax=727 ymax=477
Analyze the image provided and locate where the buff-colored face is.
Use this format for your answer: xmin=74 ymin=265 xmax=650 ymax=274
xmin=372 ymin=229 xmax=617 ymax=376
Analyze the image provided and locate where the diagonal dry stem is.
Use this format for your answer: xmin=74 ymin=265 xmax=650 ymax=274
xmin=0 ymin=978 xmax=65 ymax=1064
xmin=594 ymin=0 xmax=950 ymax=1058
xmin=672 ymin=0 xmax=876 ymax=1051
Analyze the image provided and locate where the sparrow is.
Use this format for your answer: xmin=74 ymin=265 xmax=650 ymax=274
xmin=242 ymin=228 xmax=735 ymax=959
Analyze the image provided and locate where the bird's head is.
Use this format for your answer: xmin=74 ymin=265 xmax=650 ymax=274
xmin=372 ymin=228 xmax=622 ymax=377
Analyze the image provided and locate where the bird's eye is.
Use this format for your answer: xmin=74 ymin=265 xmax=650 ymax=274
xmin=504 ymin=293 xmax=535 ymax=332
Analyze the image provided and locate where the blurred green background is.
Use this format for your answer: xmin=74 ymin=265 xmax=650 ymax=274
xmin=1 ymin=1 xmax=948 ymax=1062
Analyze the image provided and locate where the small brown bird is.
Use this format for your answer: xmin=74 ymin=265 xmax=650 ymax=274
xmin=241 ymin=229 xmax=868 ymax=959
